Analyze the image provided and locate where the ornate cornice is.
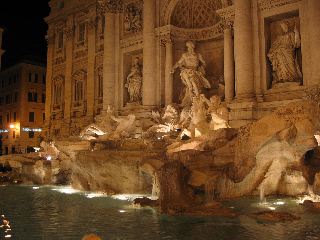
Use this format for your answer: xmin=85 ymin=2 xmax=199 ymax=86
xmin=258 ymin=0 xmax=301 ymax=11
xmin=157 ymin=23 xmax=225 ymax=42
xmin=120 ymin=35 xmax=143 ymax=49
xmin=97 ymin=0 xmax=123 ymax=15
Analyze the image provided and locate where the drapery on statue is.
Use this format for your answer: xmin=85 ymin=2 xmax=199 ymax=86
xmin=171 ymin=41 xmax=211 ymax=106
xmin=267 ymin=21 xmax=302 ymax=85
xmin=125 ymin=57 xmax=142 ymax=103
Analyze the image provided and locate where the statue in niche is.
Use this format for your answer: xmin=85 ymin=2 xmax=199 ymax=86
xmin=267 ymin=21 xmax=302 ymax=86
xmin=171 ymin=41 xmax=211 ymax=107
xmin=124 ymin=5 xmax=142 ymax=33
xmin=125 ymin=57 xmax=142 ymax=103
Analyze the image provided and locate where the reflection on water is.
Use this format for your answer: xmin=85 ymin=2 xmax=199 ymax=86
xmin=1 ymin=185 xmax=320 ymax=240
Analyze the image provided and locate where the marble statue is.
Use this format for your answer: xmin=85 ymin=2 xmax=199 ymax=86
xmin=80 ymin=106 xmax=114 ymax=140
xmin=125 ymin=57 xmax=142 ymax=103
xmin=268 ymin=21 xmax=302 ymax=85
xmin=124 ymin=5 xmax=142 ymax=32
xmin=171 ymin=41 xmax=211 ymax=106
xmin=108 ymin=114 xmax=136 ymax=139
xmin=189 ymin=94 xmax=210 ymax=137
xmin=206 ymin=95 xmax=230 ymax=130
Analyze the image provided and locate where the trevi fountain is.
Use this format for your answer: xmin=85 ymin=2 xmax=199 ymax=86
xmin=2 ymin=0 xmax=320 ymax=239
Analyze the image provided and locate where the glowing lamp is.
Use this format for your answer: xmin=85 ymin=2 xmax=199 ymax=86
xmin=9 ymin=124 xmax=15 ymax=129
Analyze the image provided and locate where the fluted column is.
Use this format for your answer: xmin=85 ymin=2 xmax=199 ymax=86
xmin=234 ymin=0 xmax=255 ymax=101
xmin=308 ymin=0 xmax=320 ymax=85
xmin=224 ymin=27 xmax=235 ymax=102
xmin=86 ymin=18 xmax=96 ymax=119
xmin=63 ymin=21 xmax=74 ymax=122
xmin=164 ymin=38 xmax=173 ymax=105
xmin=143 ymin=0 xmax=157 ymax=106
xmin=102 ymin=12 xmax=116 ymax=109
xmin=45 ymin=30 xmax=54 ymax=129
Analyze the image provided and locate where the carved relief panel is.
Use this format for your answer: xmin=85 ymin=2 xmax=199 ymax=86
xmin=123 ymin=1 xmax=143 ymax=34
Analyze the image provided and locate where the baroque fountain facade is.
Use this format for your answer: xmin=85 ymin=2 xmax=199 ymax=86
xmin=2 ymin=0 xmax=320 ymax=215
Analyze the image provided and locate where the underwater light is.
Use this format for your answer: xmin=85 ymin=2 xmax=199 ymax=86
xmin=46 ymin=155 xmax=52 ymax=161
xmin=119 ymin=210 xmax=126 ymax=213
xmin=32 ymin=186 xmax=40 ymax=190
xmin=268 ymin=207 xmax=276 ymax=211
xmin=85 ymin=193 xmax=106 ymax=199
xmin=274 ymin=201 xmax=285 ymax=205
xmin=52 ymin=187 xmax=80 ymax=194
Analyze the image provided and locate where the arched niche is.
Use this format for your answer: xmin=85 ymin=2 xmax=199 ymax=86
xmin=159 ymin=0 xmax=229 ymax=104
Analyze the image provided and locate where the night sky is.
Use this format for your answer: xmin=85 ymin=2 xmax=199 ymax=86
xmin=0 ymin=1 xmax=50 ymax=69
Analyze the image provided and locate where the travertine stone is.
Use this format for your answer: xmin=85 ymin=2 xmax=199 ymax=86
xmin=164 ymin=39 xmax=173 ymax=105
xmin=224 ymin=27 xmax=235 ymax=102
xmin=63 ymin=18 xmax=74 ymax=122
xmin=142 ymin=0 xmax=157 ymax=106
xmin=234 ymin=0 xmax=254 ymax=101
xmin=87 ymin=15 xmax=96 ymax=118
xmin=308 ymin=0 xmax=320 ymax=85
xmin=45 ymin=29 xmax=54 ymax=127
xmin=103 ymin=12 xmax=116 ymax=109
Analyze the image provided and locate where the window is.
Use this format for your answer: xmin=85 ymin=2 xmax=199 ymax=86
xmin=0 ymin=116 xmax=2 ymax=125
xmin=13 ymin=112 xmax=16 ymax=122
xmin=28 ymin=92 xmax=33 ymax=102
xmin=6 ymin=113 xmax=9 ymax=123
xmin=29 ymin=112 xmax=35 ymax=122
xmin=5 ymin=95 xmax=11 ymax=104
xmin=11 ymin=146 xmax=15 ymax=154
xmin=28 ymin=92 xmax=37 ymax=102
xmin=29 ymin=131 xmax=34 ymax=138
xmin=42 ymin=94 xmax=46 ymax=103
xmin=43 ymin=113 xmax=45 ymax=122
xmin=12 ymin=131 xmax=15 ymax=139
xmin=14 ymin=92 xmax=18 ymax=103
xmin=34 ymin=73 xmax=38 ymax=83
xmin=58 ymin=31 xmax=64 ymax=49
xmin=78 ymin=22 xmax=86 ymax=42
xmin=29 ymin=73 xmax=32 ymax=82
xmin=0 ymin=97 xmax=3 ymax=105
xmin=43 ymin=74 xmax=46 ymax=84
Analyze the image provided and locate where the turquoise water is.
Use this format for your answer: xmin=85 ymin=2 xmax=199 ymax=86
xmin=1 ymin=185 xmax=320 ymax=240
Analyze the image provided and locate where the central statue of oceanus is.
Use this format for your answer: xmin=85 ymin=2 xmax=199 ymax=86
xmin=171 ymin=41 xmax=211 ymax=107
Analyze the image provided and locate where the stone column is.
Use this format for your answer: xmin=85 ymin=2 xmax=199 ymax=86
xmin=142 ymin=0 xmax=157 ymax=106
xmin=308 ymin=0 xmax=320 ymax=85
xmin=102 ymin=11 xmax=116 ymax=110
xmin=234 ymin=0 xmax=255 ymax=101
xmin=164 ymin=38 xmax=173 ymax=106
xmin=63 ymin=22 xmax=74 ymax=122
xmin=44 ymin=30 xmax=54 ymax=130
xmin=86 ymin=18 xmax=96 ymax=120
xmin=224 ymin=27 xmax=235 ymax=102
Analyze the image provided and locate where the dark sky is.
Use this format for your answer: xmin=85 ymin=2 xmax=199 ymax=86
xmin=0 ymin=1 xmax=50 ymax=69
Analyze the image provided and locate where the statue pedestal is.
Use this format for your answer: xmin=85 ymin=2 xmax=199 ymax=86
xmin=264 ymin=82 xmax=305 ymax=102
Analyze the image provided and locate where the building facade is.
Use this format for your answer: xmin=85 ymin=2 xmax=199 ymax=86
xmin=44 ymin=0 xmax=320 ymax=138
xmin=0 ymin=61 xmax=46 ymax=155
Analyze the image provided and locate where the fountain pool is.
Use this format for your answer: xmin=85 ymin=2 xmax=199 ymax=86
xmin=0 ymin=185 xmax=320 ymax=240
